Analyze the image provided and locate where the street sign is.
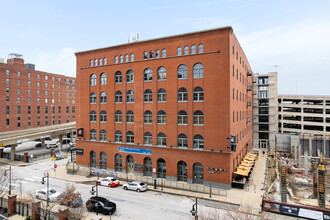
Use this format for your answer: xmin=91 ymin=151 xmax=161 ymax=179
xmin=51 ymin=156 xmax=56 ymax=161
xmin=54 ymin=164 xmax=57 ymax=169
xmin=0 ymin=143 xmax=4 ymax=147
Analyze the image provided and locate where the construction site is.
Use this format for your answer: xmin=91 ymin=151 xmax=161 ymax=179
xmin=262 ymin=133 xmax=330 ymax=219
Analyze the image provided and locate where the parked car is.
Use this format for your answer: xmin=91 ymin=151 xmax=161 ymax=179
xmin=36 ymin=189 xmax=61 ymax=202
xmin=58 ymin=192 xmax=82 ymax=208
xmin=55 ymin=152 xmax=65 ymax=160
xmin=35 ymin=143 xmax=42 ymax=148
xmin=123 ymin=181 xmax=148 ymax=192
xmin=46 ymin=143 xmax=58 ymax=149
xmin=97 ymin=177 xmax=120 ymax=187
xmin=44 ymin=136 xmax=52 ymax=141
xmin=86 ymin=196 xmax=116 ymax=215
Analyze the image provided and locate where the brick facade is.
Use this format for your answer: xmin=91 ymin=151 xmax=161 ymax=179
xmin=0 ymin=55 xmax=76 ymax=132
xmin=75 ymin=27 xmax=253 ymax=188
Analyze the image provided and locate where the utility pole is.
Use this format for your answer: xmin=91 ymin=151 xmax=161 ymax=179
xmin=8 ymin=165 xmax=11 ymax=195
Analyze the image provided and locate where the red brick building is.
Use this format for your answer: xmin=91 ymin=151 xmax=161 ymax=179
xmin=0 ymin=53 xmax=76 ymax=132
xmin=75 ymin=27 xmax=253 ymax=189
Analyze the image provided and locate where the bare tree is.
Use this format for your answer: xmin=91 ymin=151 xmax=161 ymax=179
xmin=58 ymin=183 xmax=82 ymax=208
xmin=0 ymin=167 xmax=19 ymax=198
xmin=27 ymin=191 xmax=57 ymax=220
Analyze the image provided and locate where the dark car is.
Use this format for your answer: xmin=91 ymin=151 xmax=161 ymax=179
xmin=35 ymin=143 xmax=42 ymax=148
xmin=86 ymin=196 xmax=116 ymax=215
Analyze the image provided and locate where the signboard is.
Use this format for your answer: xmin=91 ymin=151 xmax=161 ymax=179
xmin=0 ymin=143 xmax=4 ymax=147
xmin=54 ymin=164 xmax=57 ymax=169
xmin=75 ymin=148 xmax=84 ymax=155
xmin=262 ymin=200 xmax=330 ymax=220
xmin=119 ymin=146 xmax=151 ymax=155
xmin=77 ymin=128 xmax=84 ymax=137
xmin=134 ymin=164 xmax=143 ymax=171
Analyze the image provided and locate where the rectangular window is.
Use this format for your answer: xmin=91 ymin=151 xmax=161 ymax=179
xmin=17 ymin=71 xmax=21 ymax=77
xmin=28 ymin=72 xmax=31 ymax=78
xmin=72 ymin=106 xmax=75 ymax=114
xmin=6 ymin=96 xmax=9 ymax=102
xmin=45 ymin=75 xmax=48 ymax=80
xmin=6 ymin=70 xmax=9 ymax=76
xmin=17 ymin=123 xmax=21 ymax=128
xmin=6 ymin=87 xmax=9 ymax=93
xmin=6 ymin=106 xmax=10 ymax=114
xmin=6 ymin=119 xmax=9 ymax=126
xmin=58 ymin=106 xmax=61 ymax=113
xmin=17 ymin=106 xmax=21 ymax=114
xmin=6 ymin=79 xmax=10 ymax=84
xmin=18 ymin=80 xmax=21 ymax=85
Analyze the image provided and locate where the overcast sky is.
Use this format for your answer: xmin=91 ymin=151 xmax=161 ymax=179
xmin=1 ymin=0 xmax=329 ymax=95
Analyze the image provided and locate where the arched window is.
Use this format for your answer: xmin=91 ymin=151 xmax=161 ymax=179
xmin=157 ymin=67 xmax=166 ymax=80
xmin=115 ymin=153 xmax=122 ymax=171
xmin=193 ymin=63 xmax=204 ymax=78
xmin=178 ymin=87 xmax=188 ymax=102
xmin=114 ymin=56 xmax=118 ymax=63
xmin=193 ymin=110 xmax=204 ymax=125
xmin=103 ymin=57 xmax=107 ymax=65
xmin=157 ymin=133 xmax=166 ymax=146
xmin=193 ymin=135 xmax=204 ymax=149
xmin=115 ymin=130 xmax=122 ymax=142
xmin=149 ymin=51 xmax=154 ymax=59
xmin=130 ymin=53 xmax=134 ymax=61
xmin=144 ymin=132 xmax=152 ymax=145
xmin=90 ymin=129 xmax=96 ymax=140
xmin=178 ymin=134 xmax=187 ymax=148
xmin=99 ymin=58 xmax=102 ymax=66
xmin=90 ymin=111 xmax=96 ymax=122
xmin=162 ymin=49 xmax=166 ymax=58
xmin=115 ymin=71 xmax=122 ymax=83
xmin=90 ymin=74 xmax=97 ymax=86
xmin=90 ymin=92 xmax=96 ymax=104
xmin=144 ymin=110 xmax=152 ymax=124
xmin=155 ymin=50 xmax=160 ymax=58
xmin=119 ymin=55 xmax=123 ymax=63
xmin=100 ymin=73 xmax=107 ymax=85
xmin=100 ymin=110 xmax=107 ymax=122
xmin=126 ymin=131 xmax=134 ymax=143
xmin=115 ymin=110 xmax=122 ymax=123
xmin=184 ymin=46 xmax=189 ymax=55
xmin=178 ymin=110 xmax=187 ymax=125
xmin=143 ymin=51 xmax=148 ymax=59
xmin=193 ymin=87 xmax=204 ymax=101
xmin=126 ymin=70 xmax=134 ymax=83
xmin=178 ymin=161 xmax=187 ymax=181
xmin=191 ymin=45 xmax=196 ymax=54
xmin=100 ymin=130 xmax=107 ymax=142
xmin=157 ymin=88 xmax=166 ymax=102
xmin=100 ymin=152 xmax=107 ymax=169
xmin=115 ymin=91 xmax=122 ymax=103
xmin=126 ymin=90 xmax=134 ymax=103
xmin=144 ymin=89 xmax=152 ymax=103
xmin=157 ymin=110 xmax=166 ymax=124
xmin=177 ymin=47 xmax=182 ymax=56
xmin=144 ymin=68 xmax=152 ymax=81
xmin=100 ymin=92 xmax=107 ymax=104
xmin=94 ymin=59 xmax=98 ymax=66
xmin=90 ymin=59 xmax=93 ymax=67
xmin=177 ymin=65 xmax=188 ymax=79
xmin=126 ymin=110 xmax=134 ymax=123
xmin=157 ymin=158 xmax=166 ymax=178
xmin=198 ymin=43 xmax=204 ymax=53
xmin=125 ymin=54 xmax=129 ymax=62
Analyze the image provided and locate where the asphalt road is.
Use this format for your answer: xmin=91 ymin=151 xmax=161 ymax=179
xmin=7 ymin=158 xmax=239 ymax=219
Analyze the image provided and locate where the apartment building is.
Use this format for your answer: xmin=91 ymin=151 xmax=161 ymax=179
xmin=75 ymin=27 xmax=253 ymax=189
xmin=0 ymin=53 xmax=76 ymax=132
xmin=252 ymin=72 xmax=278 ymax=150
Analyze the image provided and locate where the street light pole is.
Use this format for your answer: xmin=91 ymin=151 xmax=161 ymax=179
xmin=41 ymin=172 xmax=50 ymax=219
xmin=209 ymin=171 xmax=213 ymax=198
xmin=8 ymin=165 xmax=11 ymax=195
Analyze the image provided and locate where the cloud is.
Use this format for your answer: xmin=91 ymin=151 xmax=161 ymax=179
xmin=35 ymin=48 xmax=76 ymax=77
xmin=238 ymin=19 xmax=330 ymax=95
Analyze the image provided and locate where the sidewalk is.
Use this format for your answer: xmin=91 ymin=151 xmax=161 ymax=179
xmin=47 ymin=149 xmax=267 ymax=215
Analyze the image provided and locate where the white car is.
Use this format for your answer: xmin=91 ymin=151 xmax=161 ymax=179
xmin=97 ymin=177 xmax=120 ymax=187
xmin=123 ymin=181 xmax=148 ymax=192
xmin=36 ymin=189 xmax=61 ymax=202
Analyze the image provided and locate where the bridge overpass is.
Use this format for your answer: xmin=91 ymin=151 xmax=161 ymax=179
xmin=0 ymin=122 xmax=76 ymax=160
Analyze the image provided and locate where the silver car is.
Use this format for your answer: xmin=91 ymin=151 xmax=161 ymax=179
xmin=123 ymin=181 xmax=148 ymax=192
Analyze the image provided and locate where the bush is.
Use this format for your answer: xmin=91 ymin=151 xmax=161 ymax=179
xmin=25 ymin=216 xmax=31 ymax=220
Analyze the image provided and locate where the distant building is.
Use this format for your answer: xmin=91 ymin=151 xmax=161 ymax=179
xmin=278 ymin=94 xmax=330 ymax=134
xmin=0 ymin=53 xmax=76 ymax=132
xmin=75 ymin=27 xmax=253 ymax=189
xmin=252 ymin=72 xmax=278 ymax=150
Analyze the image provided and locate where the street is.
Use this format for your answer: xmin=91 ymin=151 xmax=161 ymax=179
xmin=5 ymin=158 xmax=237 ymax=219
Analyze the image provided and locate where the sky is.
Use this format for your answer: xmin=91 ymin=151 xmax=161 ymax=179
xmin=0 ymin=0 xmax=329 ymax=95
